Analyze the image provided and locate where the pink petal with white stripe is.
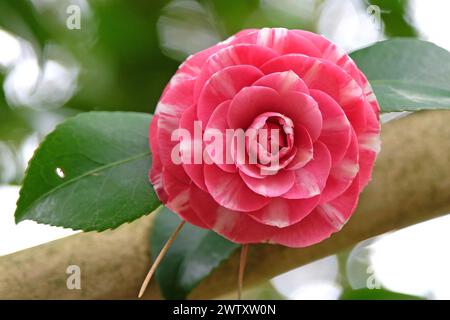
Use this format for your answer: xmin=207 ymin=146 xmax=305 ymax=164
xmin=278 ymin=91 xmax=323 ymax=142
xmin=285 ymin=126 xmax=313 ymax=170
xmin=253 ymin=71 xmax=309 ymax=95
xmin=203 ymin=163 xmax=270 ymax=212
xmin=232 ymin=28 xmax=321 ymax=57
xmin=260 ymin=54 xmax=366 ymax=131
xmin=177 ymin=44 xmax=225 ymax=78
xmin=248 ymin=195 xmax=320 ymax=228
xmin=283 ymin=141 xmax=331 ymax=199
xmin=197 ymin=65 xmax=263 ymax=124
xmin=194 ymin=44 xmax=278 ymax=100
xmin=156 ymin=114 xmax=190 ymax=183
xmin=310 ymin=89 xmax=351 ymax=164
xmin=205 ymin=100 xmax=237 ymax=173
xmin=292 ymin=30 xmax=363 ymax=85
xmin=270 ymin=175 xmax=360 ymax=247
xmin=240 ymin=169 xmax=295 ymax=197
xmin=320 ymin=130 xmax=359 ymax=203
xmin=358 ymin=103 xmax=380 ymax=188
xmin=178 ymin=106 xmax=207 ymax=191
xmin=227 ymin=86 xmax=281 ymax=129
xmin=149 ymin=115 xmax=168 ymax=203
xmin=155 ymin=78 xmax=196 ymax=182
xmin=163 ymin=170 xmax=208 ymax=229
xmin=189 ymin=185 xmax=275 ymax=243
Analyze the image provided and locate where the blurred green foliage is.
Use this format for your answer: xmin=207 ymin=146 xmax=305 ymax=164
xmin=369 ymin=0 xmax=417 ymax=37
xmin=340 ymin=288 xmax=425 ymax=300
xmin=0 ymin=0 xmax=418 ymax=115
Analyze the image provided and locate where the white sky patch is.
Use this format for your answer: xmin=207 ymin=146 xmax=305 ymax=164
xmin=0 ymin=30 xmax=22 ymax=68
xmin=370 ymin=214 xmax=450 ymax=299
xmin=412 ymin=0 xmax=450 ymax=51
xmin=317 ymin=0 xmax=383 ymax=52
xmin=271 ymin=256 xmax=341 ymax=299
xmin=0 ymin=186 xmax=77 ymax=256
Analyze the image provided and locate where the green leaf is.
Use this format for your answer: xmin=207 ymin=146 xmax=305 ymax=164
xmin=15 ymin=111 xmax=160 ymax=231
xmin=152 ymin=207 xmax=240 ymax=299
xmin=340 ymin=288 xmax=425 ymax=300
xmin=350 ymin=38 xmax=450 ymax=112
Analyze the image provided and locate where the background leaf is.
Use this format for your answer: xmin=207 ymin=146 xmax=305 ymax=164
xmin=15 ymin=111 xmax=160 ymax=231
xmin=152 ymin=207 xmax=240 ymax=299
xmin=340 ymin=288 xmax=425 ymax=300
xmin=350 ymin=38 xmax=450 ymax=112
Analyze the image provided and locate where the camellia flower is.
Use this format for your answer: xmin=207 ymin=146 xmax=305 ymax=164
xmin=149 ymin=28 xmax=380 ymax=248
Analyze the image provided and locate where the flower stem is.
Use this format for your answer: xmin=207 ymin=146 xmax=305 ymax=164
xmin=237 ymin=244 xmax=249 ymax=300
xmin=138 ymin=220 xmax=186 ymax=298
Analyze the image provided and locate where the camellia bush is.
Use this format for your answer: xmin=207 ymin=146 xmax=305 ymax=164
xmin=13 ymin=28 xmax=450 ymax=299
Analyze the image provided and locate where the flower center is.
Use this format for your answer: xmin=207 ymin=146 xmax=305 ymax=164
xmin=246 ymin=112 xmax=294 ymax=167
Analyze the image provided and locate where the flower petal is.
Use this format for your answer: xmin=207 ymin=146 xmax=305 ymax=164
xmin=197 ymin=65 xmax=264 ymax=124
xmin=310 ymin=89 xmax=351 ymax=164
xmin=248 ymin=195 xmax=320 ymax=228
xmin=203 ymin=163 xmax=270 ymax=212
xmin=178 ymin=106 xmax=208 ymax=191
xmin=320 ymin=130 xmax=359 ymax=203
xmin=252 ymin=70 xmax=309 ymax=95
xmin=227 ymin=86 xmax=281 ymax=129
xmin=163 ymin=170 xmax=208 ymax=228
xmin=205 ymin=100 xmax=237 ymax=173
xmin=240 ymin=169 xmax=295 ymax=197
xmin=189 ymin=185 xmax=275 ymax=243
xmin=194 ymin=44 xmax=278 ymax=100
xmin=270 ymin=174 xmax=360 ymax=247
xmin=149 ymin=115 xmax=168 ymax=203
xmin=283 ymin=141 xmax=331 ymax=199
xmin=232 ymin=28 xmax=321 ymax=57
xmin=260 ymin=54 xmax=366 ymax=131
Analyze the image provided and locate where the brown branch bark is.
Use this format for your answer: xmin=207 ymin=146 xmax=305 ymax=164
xmin=0 ymin=110 xmax=449 ymax=300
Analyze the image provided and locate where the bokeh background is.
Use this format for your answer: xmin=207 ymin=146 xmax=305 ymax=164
xmin=1 ymin=0 xmax=449 ymax=299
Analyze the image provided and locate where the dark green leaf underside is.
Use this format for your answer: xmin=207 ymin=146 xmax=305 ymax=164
xmin=15 ymin=111 xmax=160 ymax=231
xmin=152 ymin=208 xmax=240 ymax=300
xmin=350 ymin=38 xmax=450 ymax=112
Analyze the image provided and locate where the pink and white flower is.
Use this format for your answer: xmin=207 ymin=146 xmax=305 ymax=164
xmin=149 ymin=28 xmax=380 ymax=248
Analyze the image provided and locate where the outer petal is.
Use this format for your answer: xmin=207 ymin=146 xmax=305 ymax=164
xmin=155 ymin=78 xmax=196 ymax=182
xmin=203 ymin=163 xmax=270 ymax=212
xmin=178 ymin=106 xmax=207 ymax=191
xmin=149 ymin=114 xmax=168 ymax=203
xmin=189 ymin=185 xmax=275 ymax=243
xmin=270 ymin=174 xmax=360 ymax=247
xmin=194 ymin=44 xmax=278 ymax=100
xmin=248 ymin=195 xmax=319 ymax=228
xmin=156 ymin=78 xmax=196 ymax=118
xmin=156 ymin=115 xmax=190 ymax=183
xmin=177 ymin=43 xmax=226 ymax=79
xmin=232 ymin=28 xmax=322 ymax=57
xmin=163 ymin=170 xmax=208 ymax=229
xmin=320 ymin=130 xmax=359 ymax=203
xmin=358 ymin=104 xmax=381 ymax=188
xmin=293 ymin=30 xmax=365 ymax=86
